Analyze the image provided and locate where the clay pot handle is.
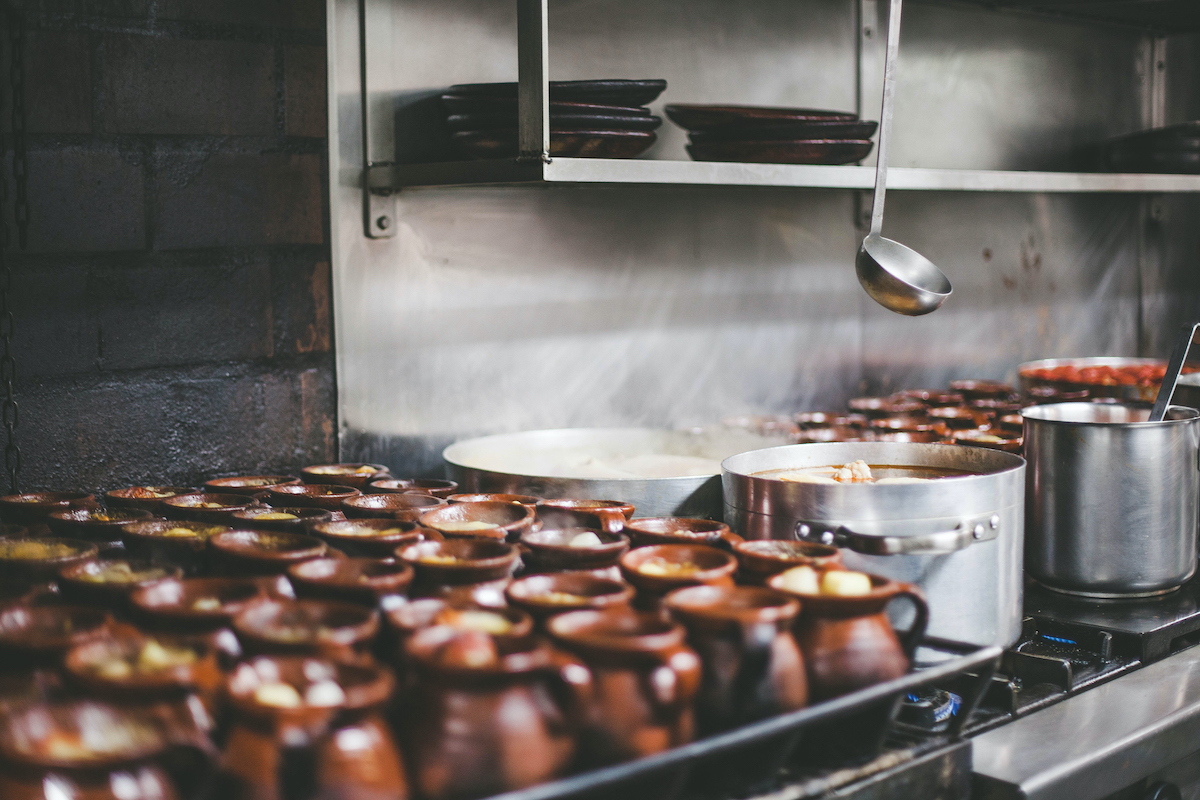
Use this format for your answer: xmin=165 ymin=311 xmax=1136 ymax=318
xmin=888 ymin=582 xmax=930 ymax=660
xmin=544 ymin=648 xmax=594 ymax=726
xmin=716 ymin=530 xmax=746 ymax=552
xmin=645 ymin=644 xmax=702 ymax=712
xmin=590 ymin=507 xmax=628 ymax=536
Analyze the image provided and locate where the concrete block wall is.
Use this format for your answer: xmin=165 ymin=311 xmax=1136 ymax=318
xmin=6 ymin=0 xmax=335 ymax=490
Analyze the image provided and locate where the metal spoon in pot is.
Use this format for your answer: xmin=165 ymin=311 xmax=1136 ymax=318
xmin=855 ymin=0 xmax=952 ymax=316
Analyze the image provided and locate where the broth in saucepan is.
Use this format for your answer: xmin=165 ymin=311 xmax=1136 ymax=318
xmin=754 ymin=460 xmax=973 ymax=485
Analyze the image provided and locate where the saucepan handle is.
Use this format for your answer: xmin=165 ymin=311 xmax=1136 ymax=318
xmin=794 ymin=513 xmax=1001 ymax=556
xmin=890 ymin=583 xmax=930 ymax=659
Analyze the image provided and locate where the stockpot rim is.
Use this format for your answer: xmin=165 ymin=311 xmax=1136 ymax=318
xmin=1021 ymin=402 xmax=1200 ymax=429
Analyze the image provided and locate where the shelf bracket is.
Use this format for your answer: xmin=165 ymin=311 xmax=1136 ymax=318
xmin=360 ymin=0 xmax=397 ymax=238
xmin=517 ymin=0 xmax=550 ymax=165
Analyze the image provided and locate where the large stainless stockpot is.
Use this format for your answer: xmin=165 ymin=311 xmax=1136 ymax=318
xmin=722 ymin=443 xmax=1025 ymax=647
xmin=1023 ymin=403 xmax=1200 ymax=598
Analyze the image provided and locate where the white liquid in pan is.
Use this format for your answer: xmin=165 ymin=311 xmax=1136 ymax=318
xmin=757 ymin=460 xmax=971 ymax=485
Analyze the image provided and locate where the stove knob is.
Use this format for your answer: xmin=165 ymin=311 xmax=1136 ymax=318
xmin=1144 ymin=781 xmax=1182 ymax=800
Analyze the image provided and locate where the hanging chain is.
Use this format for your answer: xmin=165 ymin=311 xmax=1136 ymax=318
xmin=1 ymin=4 xmax=25 ymax=494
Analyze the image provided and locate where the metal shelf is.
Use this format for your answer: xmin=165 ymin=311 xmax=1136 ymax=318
xmin=377 ymin=158 xmax=1200 ymax=193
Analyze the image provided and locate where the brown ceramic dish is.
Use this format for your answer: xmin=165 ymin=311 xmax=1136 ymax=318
xmin=233 ymin=599 xmax=380 ymax=658
xmin=619 ymin=543 xmax=738 ymax=605
xmin=209 ymin=530 xmax=328 ymax=575
xmin=664 ymin=103 xmax=856 ymax=130
xmin=162 ymin=492 xmax=257 ymax=523
xmin=969 ymin=397 xmax=1024 ymax=416
xmin=868 ymin=415 xmax=948 ymax=435
xmin=131 ymin=576 xmax=271 ymax=632
xmin=733 ymin=540 xmax=844 ymax=585
xmin=951 ymin=428 xmax=1023 ymax=453
xmin=372 ymin=478 xmax=459 ymax=498
xmin=624 ymin=517 xmax=743 ymax=551
xmin=848 ymin=396 xmax=927 ymax=417
xmin=232 ymin=506 xmax=333 ymax=533
xmin=505 ymin=572 xmax=634 ymax=622
xmin=310 ymin=518 xmax=436 ymax=558
xmin=105 ymin=486 xmax=196 ymax=513
xmin=928 ymin=406 xmax=989 ymax=430
xmin=58 ymin=559 xmax=181 ymax=609
xmin=301 ymin=463 xmax=390 ymax=488
xmin=538 ymin=498 xmax=635 ymax=519
xmin=537 ymin=499 xmax=633 ymax=535
xmin=47 ymin=507 xmax=155 ymax=543
xmin=0 ymin=604 xmax=111 ymax=666
xmin=872 ymin=430 xmax=950 ymax=444
xmin=287 ymin=557 xmax=414 ymax=606
xmin=453 ymin=129 xmax=658 ymax=160
xmin=686 ymin=138 xmax=873 ymax=165
xmin=0 ymin=536 xmax=98 ymax=580
xmin=398 ymin=539 xmax=521 ymax=589
xmin=64 ymin=634 xmax=222 ymax=702
xmin=898 ymin=389 xmax=965 ymax=407
xmin=267 ymin=483 xmax=362 ymax=511
xmin=0 ymin=491 xmax=96 ymax=526
xmin=121 ymin=520 xmax=230 ymax=573
xmin=418 ymin=501 xmax=534 ymax=541
xmin=384 ymin=600 xmax=535 ymax=656
xmin=949 ymin=379 xmax=1014 ymax=400
xmin=793 ymin=411 xmax=866 ymax=429
xmin=447 ymin=492 xmax=543 ymax=510
xmin=203 ymin=475 xmax=301 ymax=495
xmin=344 ymin=491 xmax=448 ymax=522
xmin=999 ymin=413 xmax=1025 ymax=436
xmin=520 ymin=528 xmax=630 ymax=574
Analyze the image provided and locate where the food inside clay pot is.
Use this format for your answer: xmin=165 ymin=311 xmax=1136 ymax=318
xmin=775 ymin=566 xmax=872 ymax=596
xmin=435 ymin=521 xmax=503 ymax=533
xmin=85 ymin=640 xmax=198 ymax=679
xmin=637 ymin=557 xmax=702 ymax=577
xmin=435 ymin=607 xmax=515 ymax=635
xmin=0 ymin=539 xmax=82 ymax=559
xmin=75 ymin=562 xmax=171 ymax=584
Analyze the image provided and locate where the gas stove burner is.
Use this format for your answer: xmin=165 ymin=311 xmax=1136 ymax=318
xmin=898 ymin=688 xmax=961 ymax=732
xmin=1014 ymin=632 xmax=1097 ymax=667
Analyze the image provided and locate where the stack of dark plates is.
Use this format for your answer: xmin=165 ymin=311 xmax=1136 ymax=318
xmin=665 ymin=104 xmax=877 ymax=164
xmin=1083 ymin=121 xmax=1200 ymax=174
xmin=441 ymin=79 xmax=667 ymax=160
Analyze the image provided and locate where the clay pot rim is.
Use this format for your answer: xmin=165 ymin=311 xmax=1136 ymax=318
xmin=64 ymin=633 xmax=216 ymax=691
xmin=226 ymin=654 xmax=394 ymax=716
xmin=232 ymin=506 xmax=333 ymax=522
xmin=130 ymin=576 xmax=269 ymax=623
xmin=1 ymin=491 xmax=94 ymax=507
xmin=767 ymin=569 xmax=911 ymax=609
xmin=0 ymin=604 xmax=111 ymax=650
xmin=162 ymin=492 xmax=255 ymax=511
xmin=204 ymin=475 xmax=302 ymax=494
xmin=209 ymin=530 xmax=328 ymax=562
xmin=548 ymin=608 xmax=686 ymax=655
xmin=619 ymin=543 xmax=739 ymax=583
xmin=105 ymin=486 xmax=195 ymax=503
xmin=405 ymin=624 xmax=552 ymax=676
xmin=397 ymin=538 xmax=520 ymax=569
xmin=0 ymin=701 xmax=167 ymax=769
xmin=58 ymin=559 xmax=183 ymax=592
xmin=233 ymin=598 xmax=380 ymax=647
xmin=48 ymin=507 xmax=155 ymax=528
xmin=948 ymin=379 xmax=1014 ymax=398
xmin=287 ymin=556 xmax=414 ymax=591
xmin=301 ymin=463 xmax=389 ymax=478
xmin=310 ymin=519 xmax=433 ymax=545
xmin=418 ymin=500 xmax=534 ymax=535
xmin=269 ymin=484 xmax=362 ymax=500
xmin=520 ymin=528 xmax=629 ymax=555
xmin=371 ymin=478 xmax=459 ymax=498
xmin=536 ymin=498 xmax=635 ymax=518
xmin=122 ymin=520 xmax=232 ymax=541
xmin=383 ymin=598 xmax=534 ymax=639
xmin=624 ymin=517 xmax=729 ymax=536
xmin=0 ymin=536 xmax=99 ymax=567
xmin=505 ymin=571 xmax=635 ymax=610
xmin=733 ymin=539 xmax=841 ymax=567
xmin=347 ymin=492 xmax=445 ymax=510
xmin=664 ymin=584 xmax=799 ymax=623
xmin=447 ymin=492 xmax=540 ymax=508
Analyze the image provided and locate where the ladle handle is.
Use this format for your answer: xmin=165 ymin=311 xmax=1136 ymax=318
xmin=868 ymin=0 xmax=904 ymax=238
xmin=1149 ymin=322 xmax=1200 ymax=423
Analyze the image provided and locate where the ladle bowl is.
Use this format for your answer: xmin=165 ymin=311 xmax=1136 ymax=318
xmin=857 ymin=234 xmax=952 ymax=317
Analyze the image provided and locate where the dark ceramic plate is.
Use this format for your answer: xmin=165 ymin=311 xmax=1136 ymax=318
xmin=453 ymin=129 xmax=657 ymax=160
xmin=440 ymin=97 xmax=652 ymax=116
xmin=687 ymin=139 xmax=874 ymax=165
xmin=688 ymin=119 xmax=878 ymax=143
xmin=665 ymin=104 xmax=857 ymax=131
xmin=445 ymin=79 xmax=668 ymax=107
xmin=445 ymin=112 xmax=663 ymax=133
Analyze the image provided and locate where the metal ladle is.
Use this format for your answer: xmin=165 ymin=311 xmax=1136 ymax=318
xmin=1149 ymin=322 xmax=1200 ymax=422
xmin=855 ymin=0 xmax=952 ymax=316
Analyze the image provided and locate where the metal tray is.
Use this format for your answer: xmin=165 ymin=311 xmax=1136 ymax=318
xmin=479 ymin=637 xmax=1001 ymax=800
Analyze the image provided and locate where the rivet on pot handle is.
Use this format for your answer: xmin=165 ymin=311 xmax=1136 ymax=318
xmin=794 ymin=513 xmax=1000 ymax=556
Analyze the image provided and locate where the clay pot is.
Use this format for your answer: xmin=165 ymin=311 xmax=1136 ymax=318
xmin=733 ymin=540 xmax=843 ymax=586
xmin=848 ymin=396 xmax=925 ymax=418
xmin=266 ymin=483 xmax=362 ymax=511
xmin=384 ymin=601 xmax=535 ymax=673
xmin=897 ymin=389 xmax=964 ymax=407
xmin=418 ymin=501 xmax=536 ymax=542
xmin=0 ymin=491 xmax=97 ymax=529
xmin=536 ymin=499 xmax=632 ymax=535
xmin=624 ymin=517 xmax=744 ymax=552
xmin=221 ymin=655 xmax=409 ymax=800
xmin=447 ymin=492 xmax=540 ymax=509
xmin=231 ymin=506 xmax=332 ymax=533
xmin=372 ymin=478 xmax=459 ymax=498
xmin=208 ymin=530 xmax=328 ymax=575
xmin=0 ymin=537 xmax=98 ymax=581
xmin=0 ymin=701 xmax=196 ymax=800
xmin=948 ymin=379 xmax=1013 ymax=400
xmin=121 ymin=520 xmax=231 ymax=575
xmin=398 ymin=539 xmax=521 ymax=600
xmin=301 ymin=463 xmax=391 ymax=488
xmin=203 ymin=475 xmax=301 ymax=495
xmin=951 ymin=428 xmax=1023 ymax=453
xmin=0 ymin=522 xmax=26 ymax=538
xmin=768 ymin=571 xmax=929 ymax=700
xmin=619 ymin=544 xmax=738 ymax=610
xmin=506 ymin=572 xmax=634 ymax=626
xmin=58 ymin=558 xmax=182 ymax=611
xmin=927 ymin=406 xmax=989 ymax=431
xmin=401 ymin=626 xmax=586 ymax=799
xmin=547 ymin=608 xmax=700 ymax=767
xmin=309 ymin=518 xmax=437 ymax=558
xmin=0 ymin=604 xmax=112 ymax=670
xmin=288 ymin=557 xmax=414 ymax=606
xmin=520 ymin=528 xmax=629 ymax=576
xmin=343 ymin=492 xmax=447 ymax=522
xmin=131 ymin=576 xmax=271 ymax=637
xmin=46 ymin=507 xmax=155 ymax=548
xmin=162 ymin=493 xmax=258 ymax=524
xmin=106 ymin=486 xmax=196 ymax=514
xmin=664 ymin=585 xmax=807 ymax=733
xmin=233 ymin=599 xmax=380 ymax=660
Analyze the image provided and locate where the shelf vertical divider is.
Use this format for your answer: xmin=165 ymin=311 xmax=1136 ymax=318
xmin=517 ymin=0 xmax=550 ymax=170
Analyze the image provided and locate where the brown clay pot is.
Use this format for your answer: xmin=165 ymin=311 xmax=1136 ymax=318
xmin=384 ymin=600 xmax=535 ymax=673
xmin=447 ymin=492 xmax=540 ymax=509
xmin=208 ymin=529 xmax=328 ymax=575
xmin=733 ymin=540 xmax=843 ymax=586
xmin=418 ymin=501 xmax=536 ymax=542
xmin=948 ymin=379 xmax=1013 ymax=400
xmin=57 ymin=558 xmax=182 ymax=611
xmin=768 ymin=571 xmax=929 ymax=700
xmin=397 ymin=539 xmax=521 ymax=600
xmin=301 ymin=462 xmax=391 ymax=488
xmin=619 ymin=544 xmax=738 ymax=610
xmin=624 ymin=517 xmax=744 ymax=552
xmin=0 ymin=604 xmax=112 ymax=671
xmin=547 ymin=608 xmax=700 ymax=767
xmin=0 ymin=522 xmax=27 ymax=538
xmin=231 ymin=506 xmax=333 ymax=533
xmin=46 ymin=507 xmax=155 ymax=547
xmin=505 ymin=571 xmax=634 ymax=626
xmin=121 ymin=520 xmax=231 ymax=575
xmin=536 ymin=499 xmax=632 ymax=535
xmin=664 ymin=584 xmax=807 ymax=733
xmin=400 ymin=626 xmax=585 ymax=799
xmin=233 ymin=599 xmax=380 ymax=660
xmin=519 ymin=528 xmax=629 ymax=576
xmin=288 ymin=557 xmax=414 ymax=606
xmin=927 ymin=406 xmax=990 ymax=430
xmin=106 ymin=486 xmax=197 ymax=514
xmin=162 ymin=493 xmax=258 ymax=524
xmin=373 ymin=478 xmax=459 ymax=498
xmin=266 ymin=483 xmax=362 ymax=511
xmin=309 ymin=518 xmax=438 ymax=558
xmin=343 ymin=492 xmax=447 ymax=522
xmin=220 ymin=655 xmax=410 ymax=800
xmin=0 ymin=537 xmax=98 ymax=581
xmin=203 ymin=475 xmax=301 ymax=495
xmin=0 ymin=491 xmax=97 ymax=529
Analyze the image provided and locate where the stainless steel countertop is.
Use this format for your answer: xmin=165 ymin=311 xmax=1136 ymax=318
xmin=972 ymin=643 xmax=1200 ymax=799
